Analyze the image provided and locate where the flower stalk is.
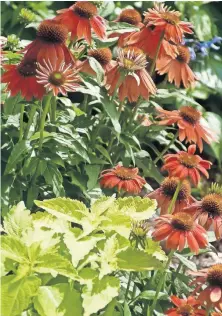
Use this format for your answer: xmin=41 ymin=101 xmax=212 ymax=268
xmin=149 ymin=30 xmax=165 ymax=77
xmin=19 ymin=103 xmax=25 ymax=141
xmin=167 ymin=180 xmax=182 ymax=214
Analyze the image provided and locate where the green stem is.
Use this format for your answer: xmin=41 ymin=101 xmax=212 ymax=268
xmin=39 ymin=94 xmax=52 ymax=151
xmin=148 ymin=250 xmax=174 ymax=316
xmin=154 ymin=130 xmax=179 ymax=164
xmin=206 ymin=306 xmax=211 ymax=316
xmin=19 ymin=104 xmax=25 ymax=141
xmin=149 ymin=30 xmax=165 ymax=77
xmin=118 ymin=101 xmax=124 ymax=113
xmin=132 ymin=101 xmax=141 ymax=121
xmin=167 ymin=181 xmax=182 ymax=214
xmin=51 ymin=96 xmax=57 ymax=124
xmin=169 ymin=261 xmax=182 ymax=294
xmin=24 ymin=105 xmax=37 ymax=140
xmin=82 ymin=94 xmax=88 ymax=113
xmin=125 ymin=272 xmax=133 ymax=301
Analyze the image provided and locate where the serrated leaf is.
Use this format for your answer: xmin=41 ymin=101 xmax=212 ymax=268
xmin=35 ymin=198 xmax=89 ymax=224
xmin=91 ymin=196 xmax=116 ymax=216
xmin=1 ymin=275 xmax=41 ymax=316
xmin=107 ymin=21 xmax=139 ymax=35
xmin=82 ymin=276 xmax=120 ymax=316
xmin=33 ymin=253 xmax=78 ymax=279
xmin=64 ymin=231 xmax=104 ymax=267
xmin=145 ymin=239 xmax=167 ymax=262
xmin=57 ymin=284 xmax=83 ymax=316
xmin=5 ymin=140 xmax=32 ymax=174
xmin=3 ymin=201 xmax=32 ymax=237
xmin=1 ymin=235 xmax=28 ymax=263
xmin=99 ymin=235 xmax=119 ymax=279
xmin=117 ymin=248 xmax=163 ymax=271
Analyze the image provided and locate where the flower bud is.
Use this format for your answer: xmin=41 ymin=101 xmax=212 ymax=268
xmin=19 ymin=8 xmax=36 ymax=25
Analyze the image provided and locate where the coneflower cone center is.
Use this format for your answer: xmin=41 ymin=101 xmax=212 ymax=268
xmin=120 ymin=47 xmax=147 ymax=71
xmin=161 ymin=12 xmax=180 ymax=25
xmin=207 ymin=264 xmax=222 ymax=287
xmin=74 ymin=1 xmax=97 ymax=18
xmin=49 ymin=71 xmax=65 ymax=86
xmin=115 ymin=167 xmax=137 ymax=180
xmin=176 ymin=46 xmax=190 ymax=63
xmin=171 ymin=212 xmax=194 ymax=231
xmin=119 ymin=9 xmax=141 ymax=25
xmin=179 ymin=106 xmax=201 ymax=125
xmin=202 ymin=194 xmax=222 ymax=218
xmin=161 ymin=177 xmax=190 ymax=201
xmin=37 ymin=21 xmax=67 ymax=43
xmin=88 ymin=48 xmax=112 ymax=65
xmin=177 ymin=305 xmax=194 ymax=316
xmin=17 ymin=61 xmax=37 ymax=77
xmin=179 ymin=152 xmax=199 ymax=168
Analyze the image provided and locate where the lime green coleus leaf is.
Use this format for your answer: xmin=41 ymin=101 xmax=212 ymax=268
xmin=1 ymin=274 xmax=41 ymax=316
xmin=34 ymin=284 xmax=83 ymax=316
xmin=1 ymin=235 xmax=29 ymax=263
xmin=3 ymin=201 xmax=32 ymax=237
xmin=33 ymin=253 xmax=78 ymax=280
xmin=116 ymin=248 xmax=163 ymax=271
xmin=99 ymin=235 xmax=119 ymax=279
xmin=145 ymin=239 xmax=167 ymax=262
xmin=64 ymin=230 xmax=105 ymax=267
xmin=91 ymin=196 xmax=116 ymax=216
xmin=35 ymin=198 xmax=89 ymax=223
xmin=82 ymin=276 xmax=120 ymax=316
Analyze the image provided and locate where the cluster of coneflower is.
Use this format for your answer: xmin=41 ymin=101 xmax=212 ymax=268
xmin=1 ymin=2 xmax=221 ymax=315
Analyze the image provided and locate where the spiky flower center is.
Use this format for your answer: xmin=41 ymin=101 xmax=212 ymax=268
xmin=202 ymin=194 xmax=222 ymax=218
xmin=176 ymin=46 xmax=190 ymax=63
xmin=161 ymin=11 xmax=180 ymax=25
xmin=118 ymin=47 xmax=147 ymax=71
xmin=37 ymin=20 xmax=68 ymax=43
xmin=171 ymin=212 xmax=194 ymax=231
xmin=161 ymin=177 xmax=190 ymax=201
xmin=179 ymin=152 xmax=199 ymax=168
xmin=207 ymin=264 xmax=222 ymax=288
xmin=131 ymin=220 xmax=150 ymax=237
xmin=74 ymin=1 xmax=97 ymax=19
xmin=48 ymin=71 xmax=65 ymax=86
xmin=17 ymin=61 xmax=36 ymax=77
xmin=177 ymin=305 xmax=194 ymax=316
xmin=179 ymin=106 xmax=201 ymax=125
xmin=119 ymin=9 xmax=142 ymax=25
xmin=114 ymin=166 xmax=137 ymax=180
xmin=88 ymin=48 xmax=112 ymax=66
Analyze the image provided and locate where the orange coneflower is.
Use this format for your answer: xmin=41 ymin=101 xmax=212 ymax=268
xmin=2 ymin=60 xmax=45 ymax=101
xmin=156 ymin=45 xmax=197 ymax=88
xmin=152 ymin=212 xmax=208 ymax=254
xmin=36 ymin=59 xmax=80 ymax=96
xmin=127 ymin=26 xmax=178 ymax=59
xmin=166 ymin=295 xmax=206 ymax=316
xmin=77 ymin=47 xmax=114 ymax=76
xmin=184 ymin=190 xmax=222 ymax=239
xmin=106 ymin=47 xmax=156 ymax=102
xmin=162 ymin=144 xmax=212 ymax=186
xmin=22 ymin=20 xmax=74 ymax=64
xmin=190 ymin=264 xmax=222 ymax=311
xmin=146 ymin=177 xmax=196 ymax=215
xmin=100 ymin=164 xmax=146 ymax=194
xmin=144 ymin=3 xmax=193 ymax=44
xmin=109 ymin=9 xmax=143 ymax=47
xmin=54 ymin=1 xmax=106 ymax=44
xmin=156 ymin=105 xmax=217 ymax=152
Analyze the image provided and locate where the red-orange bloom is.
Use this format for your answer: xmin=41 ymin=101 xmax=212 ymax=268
xmin=127 ymin=27 xmax=178 ymax=59
xmin=152 ymin=212 xmax=208 ymax=254
xmin=77 ymin=47 xmax=114 ymax=76
xmin=162 ymin=144 xmax=212 ymax=186
xmin=100 ymin=164 xmax=146 ymax=194
xmin=146 ymin=177 xmax=196 ymax=215
xmin=144 ymin=3 xmax=193 ymax=44
xmin=54 ymin=1 xmax=106 ymax=44
xmin=22 ymin=20 xmax=74 ymax=64
xmin=166 ymin=295 xmax=206 ymax=316
xmin=156 ymin=45 xmax=197 ymax=88
xmin=156 ymin=105 xmax=217 ymax=152
xmin=1 ymin=60 xmax=45 ymax=101
xmin=109 ymin=9 xmax=143 ymax=47
xmin=190 ymin=264 xmax=222 ymax=311
xmin=184 ymin=193 xmax=222 ymax=239
xmin=106 ymin=47 xmax=156 ymax=102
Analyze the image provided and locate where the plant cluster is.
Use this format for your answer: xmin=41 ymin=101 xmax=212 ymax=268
xmin=1 ymin=1 xmax=222 ymax=315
